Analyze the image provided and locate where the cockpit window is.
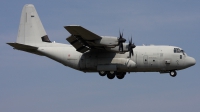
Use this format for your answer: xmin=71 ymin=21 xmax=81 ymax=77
xmin=181 ymin=50 xmax=185 ymax=55
xmin=174 ymin=48 xmax=181 ymax=53
xmin=174 ymin=48 xmax=185 ymax=55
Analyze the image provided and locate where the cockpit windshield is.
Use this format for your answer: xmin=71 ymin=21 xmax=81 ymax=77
xmin=174 ymin=48 xmax=181 ymax=53
xmin=181 ymin=50 xmax=185 ymax=55
xmin=174 ymin=48 xmax=185 ymax=55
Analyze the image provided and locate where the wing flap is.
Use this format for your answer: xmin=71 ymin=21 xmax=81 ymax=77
xmin=66 ymin=35 xmax=90 ymax=53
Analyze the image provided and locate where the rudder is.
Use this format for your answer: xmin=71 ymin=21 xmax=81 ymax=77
xmin=17 ymin=4 xmax=49 ymax=45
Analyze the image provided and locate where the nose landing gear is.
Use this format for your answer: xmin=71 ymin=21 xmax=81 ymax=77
xmin=170 ymin=70 xmax=177 ymax=77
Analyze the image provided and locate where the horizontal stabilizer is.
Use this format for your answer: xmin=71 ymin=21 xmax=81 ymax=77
xmin=7 ymin=43 xmax=38 ymax=50
xmin=7 ymin=43 xmax=41 ymax=55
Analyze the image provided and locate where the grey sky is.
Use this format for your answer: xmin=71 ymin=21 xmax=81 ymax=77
xmin=0 ymin=0 xmax=200 ymax=112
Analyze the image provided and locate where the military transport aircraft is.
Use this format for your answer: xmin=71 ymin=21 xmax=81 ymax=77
xmin=7 ymin=4 xmax=196 ymax=79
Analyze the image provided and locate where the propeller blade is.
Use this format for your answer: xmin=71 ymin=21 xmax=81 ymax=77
xmin=119 ymin=30 xmax=123 ymax=39
xmin=128 ymin=49 xmax=133 ymax=58
xmin=131 ymin=37 xmax=132 ymax=44
xmin=119 ymin=43 xmax=123 ymax=51
xmin=128 ymin=36 xmax=136 ymax=58
xmin=131 ymin=49 xmax=133 ymax=56
xmin=118 ymin=30 xmax=126 ymax=52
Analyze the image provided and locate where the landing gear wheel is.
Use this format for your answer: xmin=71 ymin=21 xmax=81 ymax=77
xmin=109 ymin=71 xmax=116 ymax=75
xmin=116 ymin=72 xmax=125 ymax=79
xmin=122 ymin=72 xmax=126 ymax=75
xmin=107 ymin=71 xmax=116 ymax=79
xmin=98 ymin=71 xmax=107 ymax=76
xmin=170 ymin=70 xmax=177 ymax=77
xmin=116 ymin=74 xmax=125 ymax=79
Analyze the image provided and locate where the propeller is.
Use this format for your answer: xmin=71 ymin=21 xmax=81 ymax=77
xmin=128 ymin=36 xmax=136 ymax=58
xmin=118 ymin=31 xmax=126 ymax=52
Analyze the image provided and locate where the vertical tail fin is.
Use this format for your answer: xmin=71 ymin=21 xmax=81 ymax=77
xmin=17 ymin=4 xmax=50 ymax=45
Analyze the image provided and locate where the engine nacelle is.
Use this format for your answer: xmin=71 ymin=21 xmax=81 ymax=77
xmin=87 ymin=36 xmax=130 ymax=53
xmin=94 ymin=36 xmax=118 ymax=47
xmin=105 ymin=43 xmax=129 ymax=53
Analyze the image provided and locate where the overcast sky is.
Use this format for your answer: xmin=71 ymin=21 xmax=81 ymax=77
xmin=0 ymin=0 xmax=200 ymax=112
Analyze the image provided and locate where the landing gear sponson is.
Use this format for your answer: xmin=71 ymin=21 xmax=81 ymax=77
xmin=98 ymin=71 xmax=126 ymax=79
xmin=101 ymin=70 xmax=178 ymax=79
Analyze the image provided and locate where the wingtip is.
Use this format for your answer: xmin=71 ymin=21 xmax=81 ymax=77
xmin=69 ymin=25 xmax=81 ymax=26
xmin=64 ymin=25 xmax=81 ymax=27
xmin=7 ymin=42 xmax=14 ymax=45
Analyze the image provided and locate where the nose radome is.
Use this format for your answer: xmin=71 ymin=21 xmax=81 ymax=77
xmin=191 ymin=57 xmax=196 ymax=66
xmin=186 ymin=57 xmax=196 ymax=67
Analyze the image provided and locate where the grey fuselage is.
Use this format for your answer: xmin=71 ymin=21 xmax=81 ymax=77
xmin=36 ymin=43 xmax=195 ymax=73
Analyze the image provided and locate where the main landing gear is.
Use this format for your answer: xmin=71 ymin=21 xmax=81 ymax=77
xmin=98 ymin=71 xmax=107 ymax=76
xmin=98 ymin=71 xmax=126 ymax=79
xmin=169 ymin=70 xmax=177 ymax=77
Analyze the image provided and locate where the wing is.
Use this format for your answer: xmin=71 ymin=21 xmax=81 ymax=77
xmin=64 ymin=25 xmax=103 ymax=53
xmin=65 ymin=25 xmax=102 ymax=40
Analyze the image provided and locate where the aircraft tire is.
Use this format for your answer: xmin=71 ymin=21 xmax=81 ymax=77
xmin=98 ymin=71 xmax=107 ymax=76
xmin=170 ymin=70 xmax=177 ymax=77
xmin=116 ymin=72 xmax=125 ymax=79
xmin=107 ymin=72 xmax=115 ymax=79
xmin=109 ymin=71 xmax=116 ymax=75
xmin=116 ymin=74 xmax=125 ymax=79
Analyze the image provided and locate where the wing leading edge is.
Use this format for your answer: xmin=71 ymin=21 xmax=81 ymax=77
xmin=64 ymin=26 xmax=102 ymax=40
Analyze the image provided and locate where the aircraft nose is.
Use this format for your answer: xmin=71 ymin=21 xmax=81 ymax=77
xmin=192 ymin=58 xmax=196 ymax=65
xmin=185 ymin=57 xmax=196 ymax=67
